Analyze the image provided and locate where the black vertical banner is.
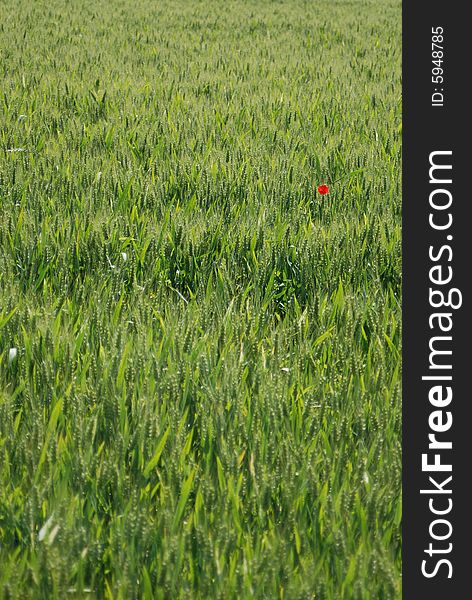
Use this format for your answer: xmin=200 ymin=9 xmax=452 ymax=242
xmin=403 ymin=2 xmax=469 ymax=598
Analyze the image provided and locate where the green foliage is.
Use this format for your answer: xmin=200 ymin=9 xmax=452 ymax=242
xmin=0 ymin=0 xmax=401 ymax=598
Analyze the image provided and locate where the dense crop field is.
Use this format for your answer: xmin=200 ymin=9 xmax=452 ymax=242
xmin=0 ymin=0 xmax=402 ymax=598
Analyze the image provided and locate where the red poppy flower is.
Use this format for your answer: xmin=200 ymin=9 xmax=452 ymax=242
xmin=317 ymin=184 xmax=329 ymax=195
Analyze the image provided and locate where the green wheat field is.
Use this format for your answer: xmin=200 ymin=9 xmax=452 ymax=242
xmin=0 ymin=1 xmax=401 ymax=598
